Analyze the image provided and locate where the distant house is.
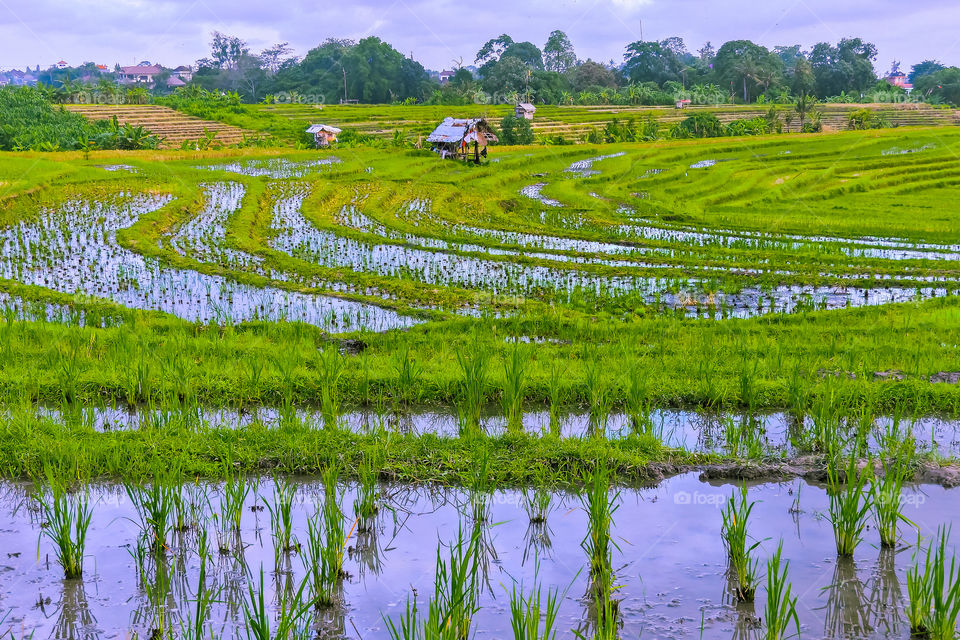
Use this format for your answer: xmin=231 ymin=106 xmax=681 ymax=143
xmin=118 ymin=63 xmax=163 ymax=84
xmin=172 ymin=65 xmax=193 ymax=82
xmin=675 ymin=98 xmax=692 ymax=109
xmin=885 ymin=72 xmax=913 ymax=92
xmin=438 ymin=69 xmax=456 ymax=84
xmin=306 ymin=124 xmax=342 ymax=147
xmin=426 ymin=117 xmax=498 ymax=163
xmin=166 ymin=76 xmax=186 ymax=88
xmin=515 ymin=103 xmax=536 ymax=120
xmin=56 ymin=60 xmax=68 ymax=69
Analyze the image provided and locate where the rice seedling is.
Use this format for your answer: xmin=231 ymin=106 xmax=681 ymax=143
xmin=580 ymin=461 xmax=620 ymax=619
xmin=468 ymin=451 xmax=492 ymax=524
xmin=32 ymin=471 xmax=92 ymax=579
xmin=870 ymin=462 xmax=916 ymax=548
xmin=906 ymin=527 xmax=960 ymax=639
xmin=584 ymin=359 xmax=614 ymax=435
xmin=125 ymin=473 xmax=176 ymax=555
xmin=455 ymin=342 xmax=490 ymax=434
xmin=507 ymin=564 xmax=563 ymax=640
xmin=724 ymin=417 xmax=766 ymax=459
xmin=353 ymin=455 xmax=380 ymax=530
xmin=303 ymin=466 xmax=348 ymax=607
xmin=827 ymin=456 xmax=873 ymax=557
xmin=763 ymin=541 xmax=800 ymax=640
xmin=266 ymin=477 xmax=298 ymax=564
xmin=720 ymin=484 xmax=762 ymax=601
xmin=521 ymin=469 xmax=553 ymax=524
xmin=220 ymin=472 xmax=250 ymax=533
xmin=391 ymin=344 xmax=423 ymax=408
xmin=546 ymin=362 xmax=565 ymax=436
xmin=623 ymin=360 xmax=651 ymax=435
xmin=317 ymin=347 xmax=345 ymax=429
xmin=384 ymin=526 xmax=482 ymax=640
xmin=243 ymin=565 xmax=313 ymax=640
xmin=500 ymin=343 xmax=530 ymax=433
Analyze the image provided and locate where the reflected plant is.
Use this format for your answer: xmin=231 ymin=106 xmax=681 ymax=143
xmin=33 ymin=471 xmax=92 ymax=579
xmin=243 ymin=566 xmax=313 ymax=640
xmin=721 ymin=484 xmax=762 ymax=601
xmin=179 ymin=550 xmax=222 ymax=640
xmin=624 ymin=360 xmax=651 ymax=435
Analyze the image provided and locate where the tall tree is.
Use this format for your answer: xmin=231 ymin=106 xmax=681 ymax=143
xmin=543 ymin=30 xmax=577 ymax=72
xmin=910 ymin=60 xmax=946 ymax=84
xmin=623 ymin=40 xmax=684 ymax=85
xmin=209 ymin=32 xmax=249 ymax=70
xmin=809 ymin=38 xmax=877 ymax=97
xmin=713 ymin=40 xmax=783 ymax=101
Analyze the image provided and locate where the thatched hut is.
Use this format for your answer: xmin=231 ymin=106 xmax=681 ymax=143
xmin=426 ymin=117 xmax=498 ymax=163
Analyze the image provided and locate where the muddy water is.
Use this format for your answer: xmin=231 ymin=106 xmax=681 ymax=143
xmin=1 ymin=473 xmax=957 ymax=639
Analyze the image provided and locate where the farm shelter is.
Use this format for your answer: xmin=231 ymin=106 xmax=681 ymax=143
xmin=306 ymin=124 xmax=342 ymax=147
xmin=426 ymin=117 xmax=498 ymax=163
xmin=516 ymin=103 xmax=537 ymax=119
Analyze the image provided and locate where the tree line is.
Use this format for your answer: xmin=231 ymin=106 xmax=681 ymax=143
xmin=181 ymin=30 xmax=960 ymax=107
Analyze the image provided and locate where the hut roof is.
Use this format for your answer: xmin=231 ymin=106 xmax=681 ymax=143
xmin=426 ymin=117 xmax=497 ymax=144
xmin=517 ymin=102 xmax=536 ymax=112
xmin=306 ymin=124 xmax=342 ymax=134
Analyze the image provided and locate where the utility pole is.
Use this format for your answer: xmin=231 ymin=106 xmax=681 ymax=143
xmin=342 ymin=66 xmax=347 ymax=103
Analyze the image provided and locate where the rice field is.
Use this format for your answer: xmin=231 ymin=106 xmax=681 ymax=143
xmin=1 ymin=124 xmax=960 ymax=638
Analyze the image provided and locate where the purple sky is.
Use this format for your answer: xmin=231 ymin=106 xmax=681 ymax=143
xmin=1 ymin=0 xmax=958 ymax=74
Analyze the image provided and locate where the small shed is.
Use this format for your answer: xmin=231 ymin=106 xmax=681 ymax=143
xmin=515 ymin=103 xmax=537 ymax=119
xmin=426 ymin=117 xmax=498 ymax=163
xmin=675 ymin=99 xmax=692 ymax=109
xmin=306 ymin=124 xmax=342 ymax=148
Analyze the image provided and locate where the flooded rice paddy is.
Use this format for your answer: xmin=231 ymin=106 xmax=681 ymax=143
xmin=1 ymin=473 xmax=957 ymax=639
xmin=23 ymin=403 xmax=960 ymax=459
xmin=0 ymin=191 xmax=417 ymax=332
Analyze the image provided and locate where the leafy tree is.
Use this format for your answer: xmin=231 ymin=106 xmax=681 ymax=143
xmin=481 ymin=56 xmax=529 ymax=96
xmin=791 ymin=58 xmax=816 ymax=97
xmin=209 ymin=32 xmax=250 ymax=69
xmin=259 ymin=43 xmax=295 ymax=74
xmin=623 ymin=40 xmax=684 ymax=85
xmin=498 ymin=113 xmax=534 ymax=144
xmin=809 ymin=38 xmax=877 ymax=97
xmin=570 ymin=60 xmax=617 ymax=92
xmin=500 ymin=42 xmax=544 ymax=70
xmin=910 ymin=60 xmax=946 ymax=84
xmin=914 ymin=67 xmax=960 ymax=105
xmin=475 ymin=34 xmax=514 ymax=65
xmin=543 ymin=30 xmax=577 ymax=73
xmin=672 ymin=112 xmax=724 ymax=138
xmin=714 ymin=40 xmax=783 ymax=102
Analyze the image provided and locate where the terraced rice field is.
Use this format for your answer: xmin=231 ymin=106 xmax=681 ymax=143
xmin=65 ymin=104 xmax=256 ymax=147
xmin=2 ymin=125 xmax=960 ymax=639
xmin=251 ymin=102 xmax=960 ymax=141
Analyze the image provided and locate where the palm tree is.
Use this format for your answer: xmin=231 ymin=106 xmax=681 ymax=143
xmin=795 ymin=93 xmax=817 ymax=130
xmin=558 ymin=90 xmax=572 ymax=106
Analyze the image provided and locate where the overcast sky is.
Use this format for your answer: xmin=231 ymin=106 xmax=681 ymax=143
xmin=2 ymin=0 xmax=958 ymax=74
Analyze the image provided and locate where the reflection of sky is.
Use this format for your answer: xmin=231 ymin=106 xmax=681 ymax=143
xmin=1 ymin=472 xmax=957 ymax=639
